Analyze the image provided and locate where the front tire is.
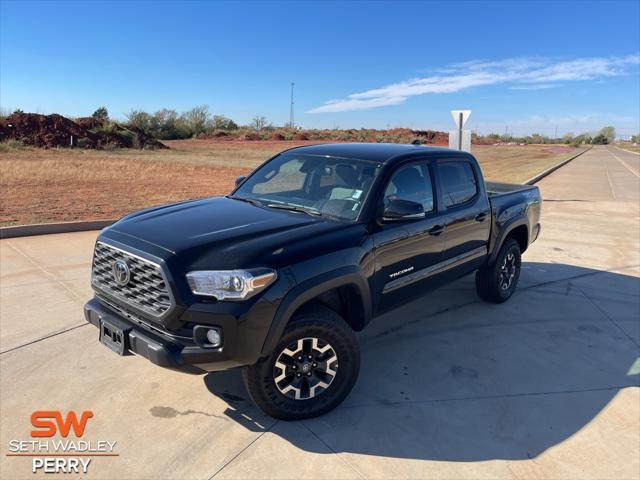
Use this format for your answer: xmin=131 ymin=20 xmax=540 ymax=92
xmin=243 ymin=304 xmax=360 ymax=420
xmin=476 ymin=238 xmax=522 ymax=303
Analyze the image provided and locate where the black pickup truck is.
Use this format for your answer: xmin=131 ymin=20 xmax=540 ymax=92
xmin=84 ymin=143 xmax=541 ymax=419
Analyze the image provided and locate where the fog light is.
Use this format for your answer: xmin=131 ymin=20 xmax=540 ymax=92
xmin=206 ymin=328 xmax=222 ymax=347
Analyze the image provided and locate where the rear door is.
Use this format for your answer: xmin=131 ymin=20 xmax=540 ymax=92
xmin=371 ymin=159 xmax=445 ymax=313
xmin=436 ymin=158 xmax=491 ymax=277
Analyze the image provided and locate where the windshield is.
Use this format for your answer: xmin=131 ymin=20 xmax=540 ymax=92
xmin=233 ymin=153 xmax=382 ymax=221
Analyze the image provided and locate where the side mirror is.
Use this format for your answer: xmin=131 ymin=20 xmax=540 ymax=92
xmin=235 ymin=176 xmax=247 ymax=187
xmin=382 ymin=199 xmax=425 ymax=221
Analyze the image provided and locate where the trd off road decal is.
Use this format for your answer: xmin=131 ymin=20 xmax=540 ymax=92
xmin=389 ymin=266 xmax=414 ymax=278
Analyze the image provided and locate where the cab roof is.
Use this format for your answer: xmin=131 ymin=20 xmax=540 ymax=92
xmin=286 ymin=142 xmax=458 ymax=163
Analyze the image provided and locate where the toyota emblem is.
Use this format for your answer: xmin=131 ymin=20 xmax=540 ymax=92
xmin=112 ymin=259 xmax=131 ymax=286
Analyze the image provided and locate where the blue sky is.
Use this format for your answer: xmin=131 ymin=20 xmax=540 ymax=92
xmin=1 ymin=0 xmax=639 ymax=136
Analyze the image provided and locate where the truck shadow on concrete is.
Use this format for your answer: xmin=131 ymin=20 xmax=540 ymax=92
xmin=204 ymin=262 xmax=639 ymax=461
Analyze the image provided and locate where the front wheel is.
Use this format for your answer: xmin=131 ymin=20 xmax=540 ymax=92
xmin=243 ymin=304 xmax=360 ymax=420
xmin=476 ymin=238 xmax=522 ymax=303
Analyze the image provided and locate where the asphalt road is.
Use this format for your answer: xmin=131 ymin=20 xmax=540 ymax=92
xmin=1 ymin=145 xmax=638 ymax=479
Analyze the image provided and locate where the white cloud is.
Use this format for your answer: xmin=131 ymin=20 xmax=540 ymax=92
xmin=510 ymin=84 xmax=560 ymax=91
xmin=307 ymin=55 xmax=640 ymax=113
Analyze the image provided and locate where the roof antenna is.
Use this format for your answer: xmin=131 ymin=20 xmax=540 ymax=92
xmin=411 ymin=139 xmax=421 ymax=145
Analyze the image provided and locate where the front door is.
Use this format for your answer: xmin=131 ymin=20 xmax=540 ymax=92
xmin=371 ymin=160 xmax=445 ymax=313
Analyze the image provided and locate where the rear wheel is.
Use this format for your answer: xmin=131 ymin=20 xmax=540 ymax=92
xmin=476 ymin=238 xmax=521 ymax=303
xmin=243 ymin=304 xmax=359 ymax=420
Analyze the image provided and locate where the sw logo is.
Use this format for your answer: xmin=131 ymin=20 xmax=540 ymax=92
xmin=30 ymin=410 xmax=94 ymax=438
xmin=4 ymin=410 xmax=114 ymax=474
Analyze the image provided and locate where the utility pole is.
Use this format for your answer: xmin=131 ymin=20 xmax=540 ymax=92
xmin=289 ymin=82 xmax=295 ymax=129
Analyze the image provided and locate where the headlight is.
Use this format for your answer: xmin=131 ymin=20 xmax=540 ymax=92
xmin=186 ymin=269 xmax=277 ymax=301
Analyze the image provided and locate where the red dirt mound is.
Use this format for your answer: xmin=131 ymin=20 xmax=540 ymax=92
xmin=212 ymin=131 xmax=231 ymax=138
xmin=0 ymin=112 xmax=167 ymax=149
xmin=241 ymin=132 xmax=261 ymax=141
xmin=411 ymin=130 xmax=448 ymax=145
xmin=292 ymin=132 xmax=309 ymax=141
xmin=75 ymin=116 xmax=105 ymax=130
xmin=269 ymin=132 xmax=286 ymax=141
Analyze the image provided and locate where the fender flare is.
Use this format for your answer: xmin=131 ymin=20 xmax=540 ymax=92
xmin=260 ymin=266 xmax=372 ymax=355
xmin=488 ymin=219 xmax=529 ymax=265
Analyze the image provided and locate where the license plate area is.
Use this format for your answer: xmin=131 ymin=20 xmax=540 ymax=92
xmin=100 ymin=317 xmax=131 ymax=356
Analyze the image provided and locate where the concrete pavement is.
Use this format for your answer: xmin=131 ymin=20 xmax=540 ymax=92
xmin=1 ymin=145 xmax=638 ymax=479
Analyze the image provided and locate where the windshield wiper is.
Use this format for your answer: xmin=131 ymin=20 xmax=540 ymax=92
xmin=227 ymin=195 xmax=263 ymax=207
xmin=266 ymin=203 xmax=323 ymax=216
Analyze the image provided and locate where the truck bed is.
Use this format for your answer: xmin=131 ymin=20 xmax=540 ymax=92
xmin=485 ymin=180 xmax=542 ymax=256
xmin=485 ymin=181 xmax=538 ymax=197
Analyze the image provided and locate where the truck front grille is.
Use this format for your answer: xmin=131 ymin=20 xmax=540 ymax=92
xmin=91 ymin=242 xmax=173 ymax=319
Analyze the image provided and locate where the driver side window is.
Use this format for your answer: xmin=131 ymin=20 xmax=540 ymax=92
xmin=384 ymin=162 xmax=434 ymax=213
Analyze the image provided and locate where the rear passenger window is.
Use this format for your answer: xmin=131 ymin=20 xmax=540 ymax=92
xmin=440 ymin=161 xmax=477 ymax=207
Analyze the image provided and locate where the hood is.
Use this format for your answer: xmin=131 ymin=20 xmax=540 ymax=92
xmin=105 ymin=196 xmax=362 ymax=269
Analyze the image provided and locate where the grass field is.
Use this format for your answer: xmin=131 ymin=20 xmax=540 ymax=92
xmin=0 ymin=141 xmax=584 ymax=226
xmin=615 ymin=142 xmax=640 ymax=154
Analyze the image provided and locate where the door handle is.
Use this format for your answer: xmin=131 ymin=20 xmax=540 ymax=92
xmin=428 ymin=225 xmax=444 ymax=236
xmin=475 ymin=213 xmax=487 ymax=222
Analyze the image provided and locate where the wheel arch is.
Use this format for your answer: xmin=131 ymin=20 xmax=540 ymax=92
xmin=260 ymin=267 xmax=372 ymax=356
xmin=506 ymin=224 xmax=529 ymax=253
xmin=489 ymin=220 xmax=529 ymax=265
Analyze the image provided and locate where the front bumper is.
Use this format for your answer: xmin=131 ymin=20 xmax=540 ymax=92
xmin=84 ymin=298 xmax=250 ymax=373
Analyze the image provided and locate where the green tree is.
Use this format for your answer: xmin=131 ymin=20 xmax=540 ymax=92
xmin=599 ymin=126 xmax=615 ymax=143
xmin=180 ymin=105 xmax=210 ymax=137
xmin=592 ymin=134 xmax=608 ymax=145
xmin=152 ymin=109 xmax=182 ymax=139
xmin=92 ymin=106 xmax=109 ymax=120
xmin=210 ymin=115 xmax=238 ymax=131
xmin=529 ymin=133 xmax=546 ymax=144
xmin=126 ymin=110 xmax=153 ymax=134
xmin=572 ymin=133 xmax=592 ymax=145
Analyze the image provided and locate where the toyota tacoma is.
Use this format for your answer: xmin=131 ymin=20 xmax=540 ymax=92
xmin=84 ymin=143 xmax=541 ymax=419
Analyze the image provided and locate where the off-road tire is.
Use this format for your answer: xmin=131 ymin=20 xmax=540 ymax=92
xmin=243 ymin=304 xmax=360 ymax=420
xmin=476 ymin=238 xmax=522 ymax=303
